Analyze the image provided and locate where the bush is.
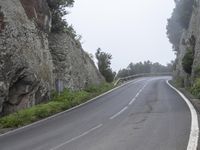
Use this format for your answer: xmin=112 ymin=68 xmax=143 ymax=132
xmin=191 ymin=78 xmax=200 ymax=98
xmin=182 ymin=48 xmax=194 ymax=74
xmin=175 ymin=76 xmax=184 ymax=88
xmin=194 ymin=66 xmax=200 ymax=78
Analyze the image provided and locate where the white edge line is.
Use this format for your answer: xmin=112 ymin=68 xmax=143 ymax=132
xmin=0 ymin=78 xmax=147 ymax=137
xmin=51 ymin=124 xmax=103 ymax=150
xmin=166 ymin=80 xmax=199 ymax=150
xmin=110 ymin=106 xmax=128 ymax=120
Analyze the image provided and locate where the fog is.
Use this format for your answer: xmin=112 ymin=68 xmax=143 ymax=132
xmin=67 ymin=0 xmax=176 ymax=71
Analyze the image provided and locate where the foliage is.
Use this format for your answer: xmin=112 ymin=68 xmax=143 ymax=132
xmin=191 ymin=78 xmax=200 ymax=98
xmin=117 ymin=61 xmax=173 ymax=78
xmin=47 ymin=0 xmax=75 ymax=33
xmin=182 ymin=48 xmax=194 ymax=74
xmin=0 ymin=83 xmax=113 ymax=128
xmin=174 ymin=76 xmax=184 ymax=87
xmin=95 ymin=48 xmax=116 ymax=83
xmin=166 ymin=18 xmax=183 ymax=51
xmin=194 ymin=66 xmax=200 ymax=78
xmin=175 ymin=0 xmax=194 ymax=29
xmin=167 ymin=0 xmax=194 ymax=51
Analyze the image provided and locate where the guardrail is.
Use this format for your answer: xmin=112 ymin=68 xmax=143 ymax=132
xmin=114 ymin=72 xmax=172 ymax=86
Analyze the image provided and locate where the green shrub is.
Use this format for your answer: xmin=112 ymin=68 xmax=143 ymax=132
xmin=194 ymin=66 xmax=200 ymax=78
xmin=175 ymin=77 xmax=184 ymax=88
xmin=191 ymin=78 xmax=200 ymax=98
xmin=182 ymin=48 xmax=194 ymax=74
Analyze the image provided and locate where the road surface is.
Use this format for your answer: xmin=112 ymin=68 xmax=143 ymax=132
xmin=0 ymin=76 xmax=198 ymax=150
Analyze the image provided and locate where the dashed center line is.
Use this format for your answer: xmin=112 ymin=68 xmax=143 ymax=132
xmin=129 ymin=98 xmax=136 ymax=105
xmin=110 ymin=81 xmax=149 ymax=120
xmin=129 ymin=82 xmax=148 ymax=105
xmin=51 ymin=124 xmax=103 ymax=150
xmin=52 ymin=80 xmax=150 ymax=149
xmin=110 ymin=106 xmax=128 ymax=120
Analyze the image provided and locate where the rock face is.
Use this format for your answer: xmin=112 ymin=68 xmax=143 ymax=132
xmin=19 ymin=0 xmax=52 ymax=32
xmin=49 ymin=33 xmax=104 ymax=91
xmin=0 ymin=0 xmax=54 ymax=114
xmin=174 ymin=0 xmax=200 ymax=87
xmin=0 ymin=0 xmax=104 ymax=114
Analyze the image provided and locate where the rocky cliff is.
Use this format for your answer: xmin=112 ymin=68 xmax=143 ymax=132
xmin=0 ymin=0 xmax=104 ymax=115
xmin=49 ymin=33 xmax=104 ymax=91
xmin=170 ymin=0 xmax=200 ymax=87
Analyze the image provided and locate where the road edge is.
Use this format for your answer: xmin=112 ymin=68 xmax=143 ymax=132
xmin=0 ymin=78 xmax=146 ymax=137
xmin=166 ymin=80 xmax=199 ymax=150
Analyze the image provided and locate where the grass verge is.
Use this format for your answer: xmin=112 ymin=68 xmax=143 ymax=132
xmin=0 ymin=83 xmax=113 ymax=129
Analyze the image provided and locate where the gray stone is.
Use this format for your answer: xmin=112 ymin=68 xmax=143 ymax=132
xmin=49 ymin=33 xmax=104 ymax=91
xmin=0 ymin=0 xmax=54 ymax=114
xmin=0 ymin=0 xmax=104 ymax=115
xmin=174 ymin=0 xmax=200 ymax=86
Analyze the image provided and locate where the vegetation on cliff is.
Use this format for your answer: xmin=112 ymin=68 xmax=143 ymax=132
xmin=182 ymin=48 xmax=194 ymax=74
xmin=167 ymin=0 xmax=194 ymax=51
xmin=47 ymin=0 xmax=77 ymax=39
xmin=167 ymin=0 xmax=200 ymax=98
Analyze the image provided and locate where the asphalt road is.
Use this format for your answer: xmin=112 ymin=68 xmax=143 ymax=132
xmin=0 ymin=77 xmax=196 ymax=150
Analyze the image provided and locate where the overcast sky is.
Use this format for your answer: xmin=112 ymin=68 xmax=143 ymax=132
xmin=67 ymin=0 xmax=176 ymax=71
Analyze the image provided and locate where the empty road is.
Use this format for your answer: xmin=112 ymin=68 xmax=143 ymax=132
xmin=0 ymin=76 xmax=198 ymax=150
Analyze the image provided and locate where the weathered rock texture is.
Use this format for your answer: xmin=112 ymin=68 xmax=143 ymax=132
xmin=174 ymin=0 xmax=200 ymax=87
xmin=0 ymin=0 xmax=104 ymax=114
xmin=49 ymin=33 xmax=104 ymax=91
xmin=20 ymin=0 xmax=51 ymax=32
xmin=0 ymin=0 xmax=54 ymax=114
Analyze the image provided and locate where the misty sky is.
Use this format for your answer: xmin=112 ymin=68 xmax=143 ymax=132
xmin=67 ymin=0 xmax=176 ymax=71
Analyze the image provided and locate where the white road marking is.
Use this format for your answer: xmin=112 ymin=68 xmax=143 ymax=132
xmin=166 ymin=80 xmax=199 ymax=150
xmin=110 ymin=106 xmax=128 ymax=120
xmin=129 ymin=98 xmax=136 ymax=105
xmin=51 ymin=124 xmax=103 ymax=150
xmin=110 ymin=81 xmax=149 ymax=119
xmin=51 ymin=79 xmax=149 ymax=149
xmin=0 ymin=78 xmax=147 ymax=137
xmin=129 ymin=82 xmax=148 ymax=106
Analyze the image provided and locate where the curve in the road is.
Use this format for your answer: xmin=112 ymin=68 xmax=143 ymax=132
xmin=0 ymin=77 xmax=199 ymax=150
xmin=167 ymin=80 xmax=199 ymax=150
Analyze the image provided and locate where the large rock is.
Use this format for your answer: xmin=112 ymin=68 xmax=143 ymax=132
xmin=175 ymin=0 xmax=200 ymax=86
xmin=20 ymin=0 xmax=52 ymax=32
xmin=0 ymin=0 xmax=104 ymax=115
xmin=0 ymin=0 xmax=54 ymax=114
xmin=49 ymin=33 xmax=104 ymax=91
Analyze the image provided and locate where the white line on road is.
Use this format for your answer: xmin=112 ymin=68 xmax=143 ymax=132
xmin=129 ymin=98 xmax=136 ymax=105
xmin=166 ymin=80 xmax=199 ymax=150
xmin=0 ymin=78 xmax=147 ymax=138
xmin=110 ymin=81 xmax=149 ymax=120
xmin=129 ymin=82 xmax=148 ymax=105
xmin=110 ymin=106 xmax=128 ymax=120
xmin=51 ymin=124 xmax=103 ymax=150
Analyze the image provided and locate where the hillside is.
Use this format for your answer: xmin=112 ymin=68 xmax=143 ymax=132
xmin=0 ymin=0 xmax=104 ymax=115
xmin=167 ymin=0 xmax=200 ymax=97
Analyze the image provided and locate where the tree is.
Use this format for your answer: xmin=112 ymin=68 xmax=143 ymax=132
xmin=117 ymin=61 xmax=172 ymax=78
xmin=95 ymin=48 xmax=115 ymax=83
xmin=47 ymin=0 xmax=75 ymax=33
xmin=182 ymin=48 xmax=194 ymax=74
xmin=166 ymin=0 xmax=194 ymax=51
